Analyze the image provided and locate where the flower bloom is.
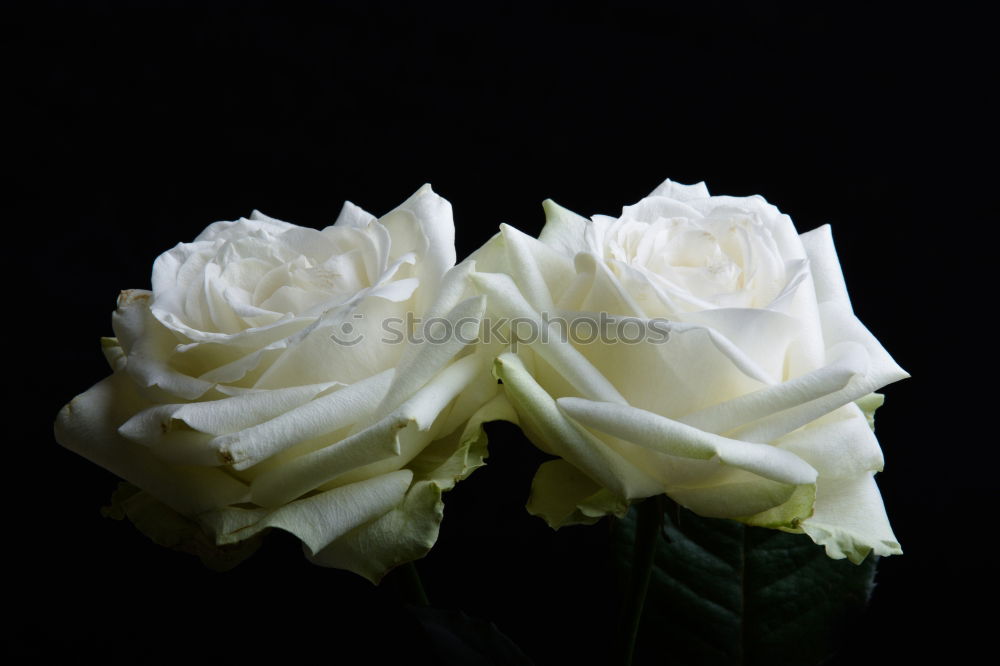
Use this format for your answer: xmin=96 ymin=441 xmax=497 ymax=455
xmin=470 ymin=179 xmax=907 ymax=562
xmin=55 ymin=185 xmax=505 ymax=580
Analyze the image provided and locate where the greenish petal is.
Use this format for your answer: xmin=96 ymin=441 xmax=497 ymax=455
xmin=104 ymin=482 xmax=262 ymax=572
xmin=855 ymin=392 xmax=885 ymax=431
xmin=527 ymin=458 xmax=627 ymax=529
xmin=308 ymin=479 xmax=442 ymax=583
xmin=308 ymin=393 xmax=513 ymax=583
xmin=209 ymin=471 xmax=413 ymax=555
xmin=668 ymin=474 xmax=799 ymax=520
xmin=736 ymin=483 xmax=816 ymax=531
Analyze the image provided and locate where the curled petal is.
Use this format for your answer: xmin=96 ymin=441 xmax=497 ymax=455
xmin=557 ymin=397 xmax=817 ymax=486
xmin=801 ymin=473 xmax=901 ymax=563
xmin=494 ymin=352 xmax=660 ymax=500
xmin=55 ymin=373 xmax=249 ymax=515
xmin=527 ymin=459 xmax=628 ymax=529
xmin=209 ymin=470 xmax=413 ymax=556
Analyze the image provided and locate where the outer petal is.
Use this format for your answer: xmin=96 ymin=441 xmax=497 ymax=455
xmin=726 ymin=340 xmax=894 ymax=445
xmin=856 ymin=392 xmax=884 ymax=430
xmin=194 ymin=211 xmax=295 ymax=243
xmin=499 ymin=223 xmax=575 ymax=312
xmin=124 ymin=381 xmax=338 ymax=437
xmin=776 ymin=403 xmax=885 ymax=479
xmin=668 ymin=471 xmax=808 ymax=521
xmin=556 ymin=397 xmax=817 ymax=486
xmin=679 ymin=340 xmax=868 ymax=436
xmin=472 ymin=271 xmax=627 ymax=405
xmin=248 ymin=412 xmax=407 ymax=508
xmin=735 ymin=483 xmax=816 ymax=530
xmin=54 ymin=372 xmax=250 ymax=515
xmin=539 ymin=199 xmax=590 ymax=256
xmin=116 ymin=380 xmax=341 ymax=467
xmin=249 ymin=352 xmax=485 ymax=507
xmin=799 ymin=224 xmax=851 ymax=307
xmin=207 ymin=470 xmax=413 ymax=556
xmin=307 ymin=477 xmax=439 ymax=583
xmin=646 ymin=178 xmax=711 ymax=201
xmin=526 ymin=458 xmax=628 ymax=529
xmin=378 ymin=184 xmax=457 ymax=314
xmin=309 ymin=393 xmax=511 ymax=582
xmin=333 ymin=200 xmax=378 ymax=230
xmin=817 ymin=301 xmax=909 ymax=391
xmin=112 ymin=290 xmax=214 ymax=401
xmin=801 ymin=473 xmax=901 ymax=563
xmin=209 ymin=369 xmax=395 ymax=470
xmin=494 ymin=352 xmax=660 ymax=500
xmin=376 ymin=294 xmax=486 ymax=415
xmin=801 ymin=223 xmax=909 ymax=390
xmin=103 ymin=484 xmax=263 ymax=572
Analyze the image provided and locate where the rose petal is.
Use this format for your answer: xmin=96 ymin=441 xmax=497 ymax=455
xmin=494 ymin=352 xmax=660 ymax=500
xmin=526 ymin=458 xmax=627 ymax=529
xmin=250 ymin=352 xmax=484 ymax=506
xmin=210 ymin=369 xmax=394 ymax=470
xmin=208 ymin=470 xmax=413 ymax=556
xmin=499 ymin=223 xmax=574 ymax=311
xmin=799 ymin=224 xmax=851 ymax=307
xmin=668 ymin=473 xmax=804 ymax=520
xmin=539 ymin=199 xmax=591 ymax=257
xmin=646 ymin=179 xmax=711 ymax=201
xmin=55 ymin=373 xmax=249 ymax=515
xmin=679 ymin=339 xmax=867 ymax=435
xmin=557 ymin=397 xmax=818 ymax=486
xmin=333 ymin=200 xmax=378 ymax=229
xmin=472 ymin=271 xmax=627 ymax=404
xmin=309 ymin=392 xmax=508 ymax=582
xmin=776 ymin=403 xmax=885 ymax=478
xmin=112 ymin=291 xmax=214 ymax=401
xmin=379 ymin=184 xmax=456 ymax=314
xmin=378 ymin=294 xmax=486 ymax=415
xmin=801 ymin=473 xmax=901 ymax=563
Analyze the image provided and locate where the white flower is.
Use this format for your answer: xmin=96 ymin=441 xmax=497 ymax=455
xmin=469 ymin=179 xmax=908 ymax=563
xmin=55 ymin=185 xmax=507 ymax=581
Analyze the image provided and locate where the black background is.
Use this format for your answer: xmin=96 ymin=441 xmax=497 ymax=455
xmin=9 ymin=1 xmax=984 ymax=664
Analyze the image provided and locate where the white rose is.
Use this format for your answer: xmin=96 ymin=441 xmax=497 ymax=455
xmin=55 ymin=185 xmax=508 ymax=581
xmin=469 ymin=179 xmax=908 ymax=563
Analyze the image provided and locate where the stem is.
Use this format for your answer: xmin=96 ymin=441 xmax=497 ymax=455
xmin=397 ymin=561 xmax=430 ymax=606
xmin=618 ymin=496 xmax=663 ymax=666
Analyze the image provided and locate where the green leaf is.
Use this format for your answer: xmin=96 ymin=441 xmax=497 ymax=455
xmin=612 ymin=501 xmax=877 ymax=666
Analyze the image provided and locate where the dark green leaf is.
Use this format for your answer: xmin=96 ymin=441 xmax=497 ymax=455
xmin=613 ymin=502 xmax=877 ymax=666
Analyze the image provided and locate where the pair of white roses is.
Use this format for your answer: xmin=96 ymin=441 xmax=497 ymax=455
xmin=55 ymin=180 xmax=907 ymax=582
